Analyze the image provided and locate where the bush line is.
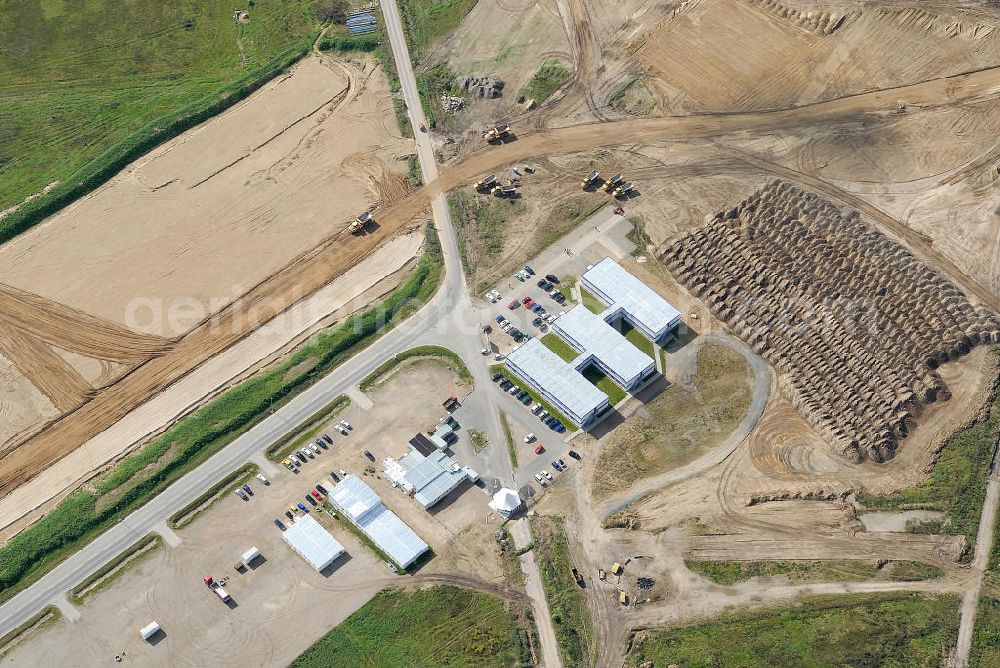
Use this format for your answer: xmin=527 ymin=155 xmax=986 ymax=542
xmin=0 ymin=224 xmax=442 ymax=603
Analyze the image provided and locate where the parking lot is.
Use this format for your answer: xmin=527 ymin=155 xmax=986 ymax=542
xmin=2 ymin=362 xmax=494 ymax=667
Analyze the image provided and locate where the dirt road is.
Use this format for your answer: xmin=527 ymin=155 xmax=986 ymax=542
xmin=5 ymin=63 xmax=999 ymax=502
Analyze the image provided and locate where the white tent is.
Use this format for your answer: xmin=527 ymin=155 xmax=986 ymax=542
xmin=489 ymin=488 xmax=522 ymax=518
xmin=139 ymin=621 xmax=161 ymax=641
xmin=241 ymin=547 xmax=261 ymax=565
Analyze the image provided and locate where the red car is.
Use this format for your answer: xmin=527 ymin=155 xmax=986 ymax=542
xmin=508 ymin=300 xmax=520 ymax=309
xmin=534 ymin=444 xmax=544 ymax=454
xmin=311 ymin=490 xmax=323 ymax=501
xmin=522 ymin=297 xmax=535 ymax=307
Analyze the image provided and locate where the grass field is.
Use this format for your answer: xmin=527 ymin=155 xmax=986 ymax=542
xmin=290 ymin=586 xmax=531 ymax=667
xmin=520 ymin=60 xmax=570 ymax=104
xmin=592 ymin=344 xmax=752 ymax=499
xmin=579 ymin=286 xmax=606 ymax=315
xmin=399 ymin=0 xmax=479 ymax=59
xmin=581 ymin=365 xmax=626 ymax=407
xmin=540 ymin=334 xmax=579 ymax=363
xmin=626 ymin=592 xmax=960 ymax=668
xmin=530 ymin=515 xmax=593 ymax=666
xmin=449 ymin=190 xmax=527 ymax=294
xmin=0 ymin=1 xmax=320 ymax=242
xmin=685 ymin=559 xmax=943 ymax=585
xmin=858 ymin=358 xmax=1000 ymax=550
xmin=0 ymin=225 xmax=443 ymax=604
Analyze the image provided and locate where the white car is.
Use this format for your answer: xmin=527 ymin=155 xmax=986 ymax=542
xmin=309 ymin=444 xmax=321 ymax=455
xmin=531 ymin=404 xmax=542 ymax=414
xmin=339 ymin=469 xmax=348 ymax=477
xmin=494 ymin=353 xmax=504 ymax=361
xmin=543 ymin=470 xmax=553 ymax=481
xmin=502 ymin=323 xmax=512 ymax=332
xmin=487 ymin=293 xmax=498 ymax=303
xmin=546 ymin=314 xmax=557 ymax=324
xmin=524 ymin=433 xmax=536 ymax=443
xmin=255 ymin=473 xmax=270 ymax=485
xmin=508 ymin=385 xmax=520 ymax=395
xmin=340 ymin=419 xmax=352 ymax=430
xmin=534 ymin=473 xmax=547 ymax=486
xmin=336 ymin=425 xmax=348 ymax=435
xmin=481 ymin=348 xmax=490 ymax=356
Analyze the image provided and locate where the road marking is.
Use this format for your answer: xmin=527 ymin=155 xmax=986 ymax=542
xmin=348 ymin=385 xmax=374 ymax=410
xmin=154 ymin=522 xmax=182 ymax=548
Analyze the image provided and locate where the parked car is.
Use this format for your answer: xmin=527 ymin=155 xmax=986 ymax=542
xmin=500 ymin=380 xmax=512 ymax=390
xmin=521 ymin=296 xmax=532 ymax=305
xmin=555 ymin=424 xmax=566 ymax=433
xmin=242 ymin=483 xmax=253 ymax=496
xmin=514 ymin=273 xmax=525 ymax=282
xmin=363 ymin=449 xmax=375 ymax=461
xmin=274 ymin=519 xmax=286 ymax=530
xmin=520 ymin=395 xmax=532 ymax=405
xmin=290 ymin=505 xmax=299 ymax=516
xmin=532 ymin=317 xmax=543 ymax=326
xmin=305 ymin=495 xmax=317 ymax=506
xmin=552 ymin=460 xmax=562 ymax=471
xmin=481 ymin=348 xmax=490 ymax=355
xmin=300 ymin=448 xmax=313 ymax=460
xmin=531 ymin=404 xmax=542 ymax=414
xmin=316 ymin=483 xmax=329 ymax=495
xmin=516 ymin=390 xmax=528 ymax=400
xmin=336 ymin=424 xmax=348 ymax=435
xmin=537 ymin=279 xmax=551 ymax=290
xmin=534 ymin=444 xmax=545 ymax=454
xmin=256 ymin=473 xmax=270 ymax=485
xmin=531 ymin=304 xmax=543 ymax=313
xmin=494 ymin=353 xmax=504 ymax=361
xmin=524 ymin=433 xmax=536 ymax=443
xmin=322 ymin=433 xmax=334 ymax=444
xmin=492 ymin=372 xmax=502 ymax=382
xmin=340 ymin=420 xmax=352 ymax=430
xmin=524 ymin=264 xmax=535 ymax=275
xmin=285 ymin=510 xmax=294 ymax=520
xmin=236 ymin=489 xmax=248 ymax=501
xmin=534 ymin=473 xmax=547 ymax=486
xmin=508 ymin=385 xmax=520 ymax=395
xmin=282 ymin=459 xmax=295 ymax=470
xmin=568 ymin=450 xmax=581 ymax=460
xmin=297 ymin=502 xmax=309 ymax=513
xmin=542 ymin=470 xmax=553 ymax=481
xmin=508 ymin=300 xmax=520 ymax=309
xmin=557 ymin=459 xmax=567 ymax=469
xmin=539 ymin=411 xmax=549 ymax=420
xmin=309 ymin=444 xmax=321 ymax=455
xmin=495 ymin=314 xmax=505 ymax=323
xmin=311 ymin=490 xmax=323 ymax=501
xmin=545 ymin=274 xmax=559 ymax=283
xmin=338 ymin=469 xmax=347 ymax=477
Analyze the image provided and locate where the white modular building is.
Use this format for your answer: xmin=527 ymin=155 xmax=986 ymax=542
xmin=552 ymin=305 xmax=655 ymax=391
xmin=328 ymin=475 xmax=429 ymax=569
xmin=281 ymin=514 xmax=345 ymax=572
xmin=396 ymin=449 xmax=475 ymax=509
xmin=581 ymin=257 xmax=682 ymax=342
xmin=504 ymin=338 xmax=609 ymax=427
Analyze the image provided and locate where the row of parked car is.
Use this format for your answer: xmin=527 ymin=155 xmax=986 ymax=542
xmin=274 ymin=475 xmax=346 ymax=531
xmin=490 ymin=372 xmax=567 ymax=433
xmin=281 ymin=420 xmax=352 ymax=471
xmin=234 ymin=473 xmax=271 ymax=501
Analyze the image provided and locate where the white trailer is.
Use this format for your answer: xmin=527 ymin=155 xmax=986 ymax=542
xmin=241 ymin=547 xmax=261 ymax=567
xmin=139 ymin=621 xmax=161 ymax=641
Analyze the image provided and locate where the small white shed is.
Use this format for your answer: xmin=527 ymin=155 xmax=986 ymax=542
xmin=139 ymin=621 xmax=161 ymax=641
xmin=241 ymin=547 xmax=261 ymax=566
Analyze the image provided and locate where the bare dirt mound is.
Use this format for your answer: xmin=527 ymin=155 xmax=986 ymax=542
xmin=631 ymin=1 xmax=1000 ymax=112
xmin=660 ymin=180 xmax=1000 ymax=463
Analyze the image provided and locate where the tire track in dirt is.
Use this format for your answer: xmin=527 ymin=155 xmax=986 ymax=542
xmin=0 ymin=325 xmax=91 ymax=413
xmin=5 ymin=63 xmax=999 ymax=500
xmin=0 ymin=283 xmax=171 ymax=361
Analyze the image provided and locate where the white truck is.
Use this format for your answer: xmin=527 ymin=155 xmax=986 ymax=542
xmin=204 ymin=575 xmax=232 ymax=603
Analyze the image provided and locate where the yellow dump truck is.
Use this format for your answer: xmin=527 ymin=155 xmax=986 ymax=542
xmin=475 ymin=174 xmax=498 ymax=190
xmin=602 ymin=173 xmax=623 ymax=192
xmin=483 ymin=123 xmax=510 ymax=143
xmin=348 ymin=210 xmax=372 ymax=234
xmin=581 ymin=170 xmax=599 ymax=189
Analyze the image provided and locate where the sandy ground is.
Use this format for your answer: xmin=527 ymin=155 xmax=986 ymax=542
xmin=2 ymin=358 xmax=514 ymax=667
xmin=0 ymin=353 xmax=57 ymax=447
xmin=0 ymin=231 xmax=422 ymax=538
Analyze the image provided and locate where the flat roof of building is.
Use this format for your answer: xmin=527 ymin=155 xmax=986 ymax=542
xmin=554 ymin=305 xmax=652 ymax=383
xmin=328 ymin=475 xmax=429 ymax=569
xmin=505 ymin=338 xmax=607 ymax=419
xmin=583 ymin=257 xmax=681 ymax=335
xmin=398 ymin=450 xmax=470 ymax=509
xmin=281 ymin=514 xmax=345 ymax=572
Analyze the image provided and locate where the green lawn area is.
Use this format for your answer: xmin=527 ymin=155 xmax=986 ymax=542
xmin=290 ymin=586 xmax=532 ymax=667
xmin=685 ymin=559 xmax=943 ymax=586
xmin=520 ymin=59 xmax=571 ymax=104
xmin=615 ymin=319 xmax=656 ymax=357
xmin=399 ymin=0 xmax=479 ymax=59
xmin=0 ymin=225 xmax=443 ymax=604
xmin=626 ymin=592 xmax=960 ymax=668
xmin=530 ymin=515 xmax=593 ymax=666
xmin=857 ymin=355 xmax=1000 ymax=550
xmin=592 ymin=345 xmax=752 ymax=500
xmin=579 ymin=286 xmax=606 ymax=315
xmin=0 ymin=1 xmax=319 ymax=243
xmin=540 ymin=334 xmax=579 ymax=363
xmin=581 ymin=365 xmax=627 ymax=407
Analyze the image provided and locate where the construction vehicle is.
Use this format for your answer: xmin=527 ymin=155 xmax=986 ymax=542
xmin=492 ymin=184 xmax=516 ymax=197
xmin=475 ymin=174 xmax=498 ymax=190
xmin=618 ymin=589 xmax=628 ymax=605
xmin=483 ymin=123 xmax=510 ymax=143
xmin=204 ymin=575 xmax=232 ymax=603
xmin=602 ymin=173 xmax=623 ymax=192
xmin=612 ymin=182 xmax=634 ymax=198
xmin=598 ymin=569 xmax=607 ymax=581
xmin=348 ymin=210 xmax=372 ymax=234
xmin=572 ymin=567 xmax=585 ymax=588
xmin=611 ymin=562 xmax=624 ymax=576
xmin=581 ymin=170 xmax=599 ymax=189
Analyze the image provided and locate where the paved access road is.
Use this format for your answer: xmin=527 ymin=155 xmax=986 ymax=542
xmin=0 ymin=4 xmax=515 ymax=639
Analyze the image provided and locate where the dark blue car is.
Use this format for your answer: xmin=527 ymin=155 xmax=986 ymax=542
xmin=495 ymin=314 xmax=504 ymax=323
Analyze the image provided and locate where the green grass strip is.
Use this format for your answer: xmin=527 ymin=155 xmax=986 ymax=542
xmin=0 ymin=225 xmax=443 ymax=604
xmin=359 ymin=345 xmax=471 ymax=392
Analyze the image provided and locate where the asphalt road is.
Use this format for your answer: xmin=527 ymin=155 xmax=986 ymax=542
xmin=0 ymin=6 xmax=515 ymax=639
